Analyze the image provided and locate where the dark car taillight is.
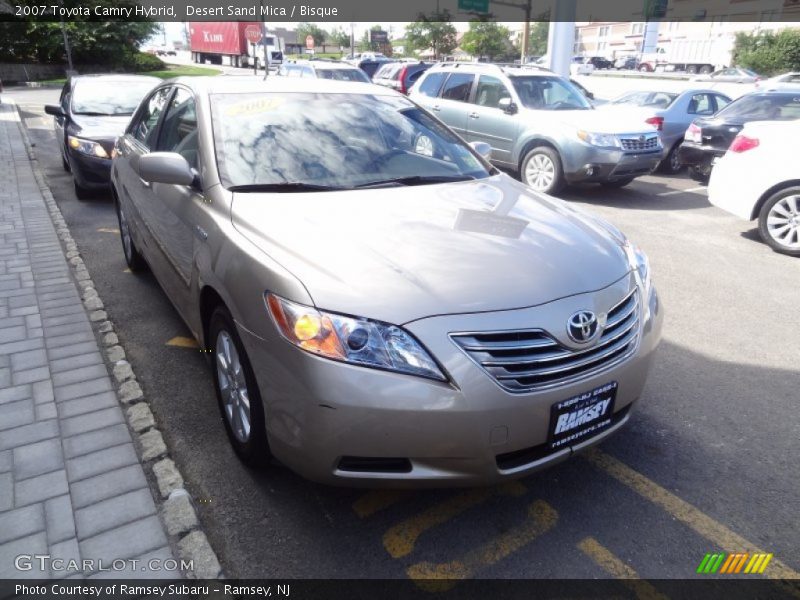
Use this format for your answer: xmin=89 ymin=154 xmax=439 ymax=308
xmin=685 ymin=123 xmax=702 ymax=143
xmin=645 ymin=116 xmax=664 ymax=131
xmin=729 ymin=134 xmax=759 ymax=153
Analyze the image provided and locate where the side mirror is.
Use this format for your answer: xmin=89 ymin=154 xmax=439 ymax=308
xmin=45 ymin=105 xmax=64 ymax=117
xmin=498 ymin=98 xmax=517 ymax=115
xmin=138 ymin=152 xmax=197 ymax=187
xmin=586 ymin=90 xmax=595 ymax=100
xmin=469 ymin=141 xmax=492 ymax=160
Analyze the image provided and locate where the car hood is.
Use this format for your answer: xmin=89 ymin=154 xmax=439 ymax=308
xmin=528 ymin=109 xmax=657 ymax=134
xmin=68 ymin=114 xmax=131 ymax=140
xmin=230 ymin=175 xmax=631 ymax=325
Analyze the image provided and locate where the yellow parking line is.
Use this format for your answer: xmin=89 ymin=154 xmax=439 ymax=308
xmin=383 ymin=481 xmax=526 ymax=559
xmin=584 ymin=449 xmax=800 ymax=581
xmin=97 ymin=227 xmax=120 ymax=234
xmin=352 ymin=490 xmax=411 ymax=519
xmin=165 ymin=336 xmax=199 ymax=349
xmin=406 ymin=499 xmax=557 ymax=592
xmin=578 ymin=537 xmax=669 ymax=600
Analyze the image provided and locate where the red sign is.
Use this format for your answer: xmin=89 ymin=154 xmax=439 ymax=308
xmin=305 ymin=35 xmax=315 ymax=50
xmin=244 ymin=25 xmax=263 ymax=45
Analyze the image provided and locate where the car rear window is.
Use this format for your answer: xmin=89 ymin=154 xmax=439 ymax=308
xmin=417 ymin=72 xmax=447 ymax=98
xmin=316 ymin=69 xmax=370 ymax=83
xmin=718 ymin=93 xmax=800 ymax=120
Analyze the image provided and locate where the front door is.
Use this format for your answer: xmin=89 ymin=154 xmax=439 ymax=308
xmin=465 ymin=75 xmax=518 ymax=166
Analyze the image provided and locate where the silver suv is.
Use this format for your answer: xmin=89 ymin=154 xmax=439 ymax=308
xmin=409 ymin=64 xmax=662 ymax=194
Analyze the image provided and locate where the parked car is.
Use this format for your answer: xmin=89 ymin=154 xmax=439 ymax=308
xmin=372 ymin=61 xmax=432 ymax=94
xmin=690 ymin=67 xmax=762 ymax=84
xmin=754 ymin=71 xmax=800 ymax=91
xmin=678 ymin=91 xmax=800 ymax=182
xmin=277 ymin=60 xmax=370 ymax=83
xmin=357 ymin=57 xmax=394 ymax=80
xmin=600 ymin=89 xmax=731 ymax=173
xmin=570 ymin=78 xmax=606 ymax=106
xmin=110 ymin=76 xmax=662 ymax=485
xmin=708 ymin=120 xmax=800 ymax=257
xmin=584 ymin=56 xmax=613 ymax=70
xmin=409 ymin=63 xmax=662 ymax=194
xmin=44 ymin=75 xmax=160 ymax=199
xmin=571 ymin=57 xmax=595 ymax=76
xmin=614 ymin=56 xmax=639 ymax=70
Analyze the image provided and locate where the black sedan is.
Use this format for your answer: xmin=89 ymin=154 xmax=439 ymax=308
xmin=678 ymin=91 xmax=800 ymax=183
xmin=45 ymin=75 xmax=159 ymax=199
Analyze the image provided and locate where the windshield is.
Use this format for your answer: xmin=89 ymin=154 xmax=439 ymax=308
xmin=611 ymin=91 xmax=677 ymax=109
xmin=315 ymin=69 xmax=370 ymax=83
xmin=71 ymin=79 xmax=157 ymax=116
xmin=211 ymin=92 xmax=492 ymax=189
xmin=510 ymin=76 xmax=592 ymax=110
xmin=716 ymin=93 xmax=800 ymax=120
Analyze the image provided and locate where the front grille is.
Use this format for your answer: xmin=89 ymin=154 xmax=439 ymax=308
xmin=619 ymin=135 xmax=660 ymax=152
xmin=451 ymin=288 xmax=640 ymax=393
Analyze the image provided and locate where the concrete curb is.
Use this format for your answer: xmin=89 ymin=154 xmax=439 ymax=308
xmin=12 ymin=100 xmax=224 ymax=580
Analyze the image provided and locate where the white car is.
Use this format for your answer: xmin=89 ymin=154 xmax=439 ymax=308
xmin=754 ymin=72 xmax=800 ymax=91
xmin=708 ymin=120 xmax=800 ymax=256
xmin=571 ymin=57 xmax=595 ymax=76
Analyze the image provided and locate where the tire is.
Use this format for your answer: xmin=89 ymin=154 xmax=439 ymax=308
xmin=757 ymin=186 xmax=800 ymax=257
xmin=114 ymin=198 xmax=148 ymax=272
xmin=73 ymin=179 xmax=91 ymax=200
xmin=686 ymin=65 xmax=698 ymax=75
xmin=699 ymin=65 xmax=713 ymax=75
xmin=639 ymin=64 xmax=651 ymax=72
xmin=209 ymin=306 xmax=271 ymax=466
xmin=520 ymin=146 xmax=565 ymax=195
xmin=658 ymin=142 xmax=684 ymax=175
xmin=688 ymin=165 xmax=710 ymax=185
xmin=601 ymin=177 xmax=634 ymax=189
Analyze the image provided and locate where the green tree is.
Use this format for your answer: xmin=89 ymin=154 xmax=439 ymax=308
xmin=329 ymin=27 xmax=351 ymax=49
xmin=405 ymin=10 xmax=457 ymax=60
xmin=296 ymin=23 xmax=326 ymax=47
xmin=527 ymin=21 xmax=550 ymax=57
xmin=460 ymin=21 xmax=512 ymax=61
xmin=732 ymin=29 xmax=800 ymax=76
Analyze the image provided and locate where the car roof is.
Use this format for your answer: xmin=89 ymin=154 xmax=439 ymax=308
xmin=71 ymin=74 xmax=160 ymax=84
xmin=428 ymin=63 xmax=556 ymax=77
xmin=166 ymin=76 xmax=396 ymax=97
xmin=284 ymin=60 xmax=360 ymax=70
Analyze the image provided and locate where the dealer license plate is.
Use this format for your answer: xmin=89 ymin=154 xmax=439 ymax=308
xmin=548 ymin=381 xmax=617 ymax=451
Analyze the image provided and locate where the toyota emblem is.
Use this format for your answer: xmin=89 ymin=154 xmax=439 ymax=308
xmin=567 ymin=310 xmax=599 ymax=343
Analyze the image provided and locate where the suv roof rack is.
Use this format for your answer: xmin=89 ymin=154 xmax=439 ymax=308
xmin=432 ymin=61 xmax=554 ymax=75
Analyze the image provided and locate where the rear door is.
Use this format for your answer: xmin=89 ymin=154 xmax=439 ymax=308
xmin=434 ymin=72 xmax=475 ymax=137
xmin=465 ymin=75 xmax=518 ymax=165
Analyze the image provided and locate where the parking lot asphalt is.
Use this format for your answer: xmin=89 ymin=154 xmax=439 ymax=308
xmin=9 ymin=86 xmax=800 ymax=587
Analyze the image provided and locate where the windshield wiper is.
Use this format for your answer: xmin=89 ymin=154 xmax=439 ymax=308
xmin=73 ymin=111 xmax=117 ymax=116
xmin=355 ymin=175 xmax=476 ymax=188
xmin=228 ymin=182 xmax=345 ymax=193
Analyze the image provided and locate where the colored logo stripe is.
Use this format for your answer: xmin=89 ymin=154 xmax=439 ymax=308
xmin=698 ymin=552 xmax=773 ymax=574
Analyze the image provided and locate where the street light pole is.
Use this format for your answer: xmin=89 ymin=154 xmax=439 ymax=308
xmin=58 ymin=0 xmax=73 ymax=73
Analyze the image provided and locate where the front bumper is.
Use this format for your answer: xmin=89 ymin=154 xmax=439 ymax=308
xmin=564 ymin=145 xmax=661 ymax=184
xmin=67 ymin=147 xmax=112 ymax=190
xmin=240 ymin=274 xmax=664 ymax=487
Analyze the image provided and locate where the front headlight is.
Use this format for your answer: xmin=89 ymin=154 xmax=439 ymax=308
xmin=68 ymin=136 xmax=109 ymax=159
xmin=624 ymin=240 xmax=651 ymax=297
xmin=266 ymin=293 xmax=446 ymax=382
xmin=577 ymin=130 xmax=620 ymax=148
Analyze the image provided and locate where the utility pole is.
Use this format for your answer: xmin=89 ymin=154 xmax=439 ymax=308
xmin=350 ymin=22 xmax=355 ymax=56
xmin=260 ymin=0 xmax=269 ymax=78
xmin=57 ymin=0 xmax=73 ymax=73
xmin=490 ymin=0 xmax=532 ymax=62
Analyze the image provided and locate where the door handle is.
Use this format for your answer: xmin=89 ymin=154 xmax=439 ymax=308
xmin=431 ymin=105 xmax=441 ymax=112
xmin=468 ymin=112 xmax=479 ymax=119
xmin=138 ymin=177 xmax=151 ymax=189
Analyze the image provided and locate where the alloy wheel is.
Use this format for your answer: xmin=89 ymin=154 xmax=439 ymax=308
xmin=118 ymin=206 xmax=133 ymax=262
xmin=216 ymin=330 xmax=252 ymax=443
xmin=525 ymin=154 xmax=555 ymax=191
xmin=766 ymin=194 xmax=800 ymax=250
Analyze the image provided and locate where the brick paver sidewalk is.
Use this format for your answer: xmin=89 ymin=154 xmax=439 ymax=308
xmin=0 ymin=100 xmax=180 ymax=579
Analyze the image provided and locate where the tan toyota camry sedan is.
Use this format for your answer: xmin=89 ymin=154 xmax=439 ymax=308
xmin=110 ymin=76 xmax=663 ymax=486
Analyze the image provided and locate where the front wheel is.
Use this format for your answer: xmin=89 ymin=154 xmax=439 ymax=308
xmin=757 ymin=187 xmax=800 ymax=257
xmin=601 ymin=177 xmax=634 ymax=189
xmin=688 ymin=165 xmax=710 ymax=184
xmin=520 ymin=146 xmax=565 ymax=195
xmin=209 ymin=306 xmax=271 ymax=466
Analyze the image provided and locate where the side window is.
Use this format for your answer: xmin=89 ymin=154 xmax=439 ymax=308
xmin=301 ymin=67 xmax=314 ymax=78
xmin=417 ymin=72 xmax=447 ymax=97
xmin=688 ymin=93 xmax=713 ymax=115
xmin=132 ymin=87 xmax=172 ymax=149
xmin=155 ymin=88 xmax=198 ymax=170
xmin=473 ymin=75 xmax=511 ymax=109
xmin=441 ymin=73 xmax=474 ymax=102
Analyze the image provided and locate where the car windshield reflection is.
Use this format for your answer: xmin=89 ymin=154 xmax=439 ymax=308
xmin=211 ymin=92 xmax=492 ymax=191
